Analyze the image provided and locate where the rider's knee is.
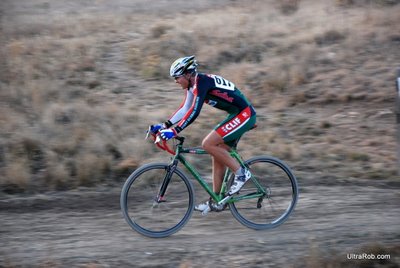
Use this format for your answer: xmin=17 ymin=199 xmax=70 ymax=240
xmin=202 ymin=132 xmax=224 ymax=152
xmin=202 ymin=138 xmax=210 ymax=151
xmin=202 ymin=137 xmax=216 ymax=152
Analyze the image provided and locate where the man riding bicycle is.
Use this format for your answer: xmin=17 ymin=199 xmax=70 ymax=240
xmin=150 ymin=55 xmax=256 ymax=213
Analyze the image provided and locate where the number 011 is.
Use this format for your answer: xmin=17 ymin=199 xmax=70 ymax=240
xmin=213 ymin=75 xmax=235 ymax=91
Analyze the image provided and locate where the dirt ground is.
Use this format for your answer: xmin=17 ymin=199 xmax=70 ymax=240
xmin=1 ymin=178 xmax=399 ymax=267
xmin=1 ymin=0 xmax=400 ymax=267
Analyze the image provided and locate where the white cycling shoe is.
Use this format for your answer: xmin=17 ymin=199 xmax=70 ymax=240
xmin=228 ymin=168 xmax=251 ymax=195
xmin=194 ymin=201 xmax=210 ymax=212
xmin=194 ymin=198 xmax=226 ymax=215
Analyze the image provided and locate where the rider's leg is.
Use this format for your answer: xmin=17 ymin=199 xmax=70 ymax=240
xmin=211 ymin=153 xmax=226 ymax=193
xmin=202 ymin=131 xmax=241 ymax=193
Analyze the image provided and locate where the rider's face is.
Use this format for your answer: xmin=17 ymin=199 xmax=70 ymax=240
xmin=174 ymin=74 xmax=189 ymax=89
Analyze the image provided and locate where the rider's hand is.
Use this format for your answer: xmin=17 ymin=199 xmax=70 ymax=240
xmin=159 ymin=128 xmax=177 ymax=141
xmin=149 ymin=123 xmax=165 ymax=134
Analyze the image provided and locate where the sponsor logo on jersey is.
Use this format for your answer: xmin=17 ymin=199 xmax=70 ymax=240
xmin=206 ymin=99 xmax=218 ymax=107
xmin=210 ymin=90 xmax=234 ymax=103
xmin=221 ymin=117 xmax=241 ymax=133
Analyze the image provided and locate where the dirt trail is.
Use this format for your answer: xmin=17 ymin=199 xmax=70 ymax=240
xmin=1 ymin=179 xmax=399 ymax=267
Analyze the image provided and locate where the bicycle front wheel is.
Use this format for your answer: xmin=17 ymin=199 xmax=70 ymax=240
xmin=229 ymin=156 xmax=298 ymax=229
xmin=120 ymin=163 xmax=194 ymax=238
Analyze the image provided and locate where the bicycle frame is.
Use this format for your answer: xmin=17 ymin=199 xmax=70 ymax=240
xmin=121 ymin=131 xmax=298 ymax=237
xmin=157 ymin=136 xmax=267 ymax=205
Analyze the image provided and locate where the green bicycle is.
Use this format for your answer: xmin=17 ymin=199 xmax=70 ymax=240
xmin=120 ymin=129 xmax=299 ymax=238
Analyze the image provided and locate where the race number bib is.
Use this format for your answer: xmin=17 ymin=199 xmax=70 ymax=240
xmin=212 ymin=75 xmax=235 ymax=91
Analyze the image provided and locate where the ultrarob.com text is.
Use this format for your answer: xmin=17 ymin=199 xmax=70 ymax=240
xmin=347 ymin=253 xmax=391 ymax=260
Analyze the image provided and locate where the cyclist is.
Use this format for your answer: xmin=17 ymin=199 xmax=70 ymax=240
xmin=150 ymin=55 xmax=256 ymax=213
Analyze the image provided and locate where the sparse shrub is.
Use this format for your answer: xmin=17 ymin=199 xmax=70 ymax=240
xmin=76 ymin=57 xmax=96 ymax=72
xmin=362 ymin=168 xmax=397 ymax=179
xmin=270 ymin=97 xmax=291 ymax=111
xmin=336 ymin=0 xmax=355 ymax=6
xmin=127 ymin=32 xmax=197 ymax=80
xmin=45 ymin=162 xmax=71 ymax=191
xmin=114 ymin=157 xmax=140 ymax=180
xmin=76 ymin=154 xmax=111 ymax=186
xmin=264 ymin=78 xmax=288 ymax=92
xmin=219 ymin=63 xmax=254 ymax=90
xmin=320 ymin=121 xmax=332 ymax=129
xmin=151 ymin=23 xmax=172 ymax=39
xmin=22 ymin=138 xmax=46 ymax=174
xmin=291 ymin=70 xmax=308 ymax=86
xmin=140 ymin=54 xmax=163 ymax=79
xmin=299 ymin=125 xmax=325 ymax=136
xmin=2 ymin=158 xmax=31 ymax=193
xmin=388 ymin=34 xmax=400 ymax=45
xmin=312 ymin=91 xmax=342 ymax=104
xmin=278 ymin=0 xmax=301 ymax=15
xmin=212 ymin=43 xmax=264 ymax=66
xmin=105 ymin=144 xmax=123 ymax=160
xmin=274 ymin=144 xmax=298 ymax=161
xmin=10 ymin=39 xmax=26 ymax=55
xmin=315 ymin=30 xmax=346 ymax=46
xmin=349 ymin=152 xmax=370 ymax=161
xmin=86 ymin=80 xmax=100 ymax=89
xmin=289 ymin=90 xmax=308 ymax=106
xmin=247 ymin=68 xmax=289 ymax=97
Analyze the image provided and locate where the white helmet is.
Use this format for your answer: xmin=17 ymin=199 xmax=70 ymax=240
xmin=169 ymin=55 xmax=198 ymax=77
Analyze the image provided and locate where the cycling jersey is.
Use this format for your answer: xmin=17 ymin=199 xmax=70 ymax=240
xmin=168 ymin=73 xmax=256 ymax=142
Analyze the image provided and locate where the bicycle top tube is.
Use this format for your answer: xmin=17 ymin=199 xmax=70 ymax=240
xmin=180 ymin=147 xmax=208 ymax=155
xmin=176 ymin=136 xmax=241 ymax=156
xmin=174 ymin=137 xmax=208 ymax=155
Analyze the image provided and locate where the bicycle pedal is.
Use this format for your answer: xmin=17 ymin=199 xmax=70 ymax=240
xmin=201 ymin=206 xmax=211 ymax=216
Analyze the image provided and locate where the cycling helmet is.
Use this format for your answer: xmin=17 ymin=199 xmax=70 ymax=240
xmin=169 ymin=55 xmax=198 ymax=77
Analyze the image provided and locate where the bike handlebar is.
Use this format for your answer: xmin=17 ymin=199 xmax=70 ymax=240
xmin=146 ymin=129 xmax=184 ymax=155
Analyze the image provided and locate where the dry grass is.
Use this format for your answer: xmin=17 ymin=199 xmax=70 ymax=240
xmin=0 ymin=0 xmax=399 ymax=193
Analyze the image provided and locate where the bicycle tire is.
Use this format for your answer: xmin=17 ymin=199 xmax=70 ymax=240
xmin=229 ymin=156 xmax=298 ymax=229
xmin=120 ymin=163 xmax=195 ymax=238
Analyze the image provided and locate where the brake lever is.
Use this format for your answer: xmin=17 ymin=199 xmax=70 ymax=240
xmin=145 ymin=126 xmax=152 ymax=140
xmin=154 ymin=135 xmax=162 ymax=144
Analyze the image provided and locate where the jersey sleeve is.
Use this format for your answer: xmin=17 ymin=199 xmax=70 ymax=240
xmin=175 ymin=76 xmax=208 ymax=133
xmin=168 ymin=89 xmax=195 ymax=125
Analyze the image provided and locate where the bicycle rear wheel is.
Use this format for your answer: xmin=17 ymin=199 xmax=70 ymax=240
xmin=120 ymin=163 xmax=194 ymax=238
xmin=229 ymin=156 xmax=298 ymax=229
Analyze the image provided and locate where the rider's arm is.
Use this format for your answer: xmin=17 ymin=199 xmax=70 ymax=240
xmin=175 ymin=77 xmax=208 ymax=133
xmin=165 ymin=89 xmax=195 ymax=128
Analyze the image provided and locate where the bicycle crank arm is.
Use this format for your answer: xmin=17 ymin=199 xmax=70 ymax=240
xmin=218 ymin=195 xmax=232 ymax=206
